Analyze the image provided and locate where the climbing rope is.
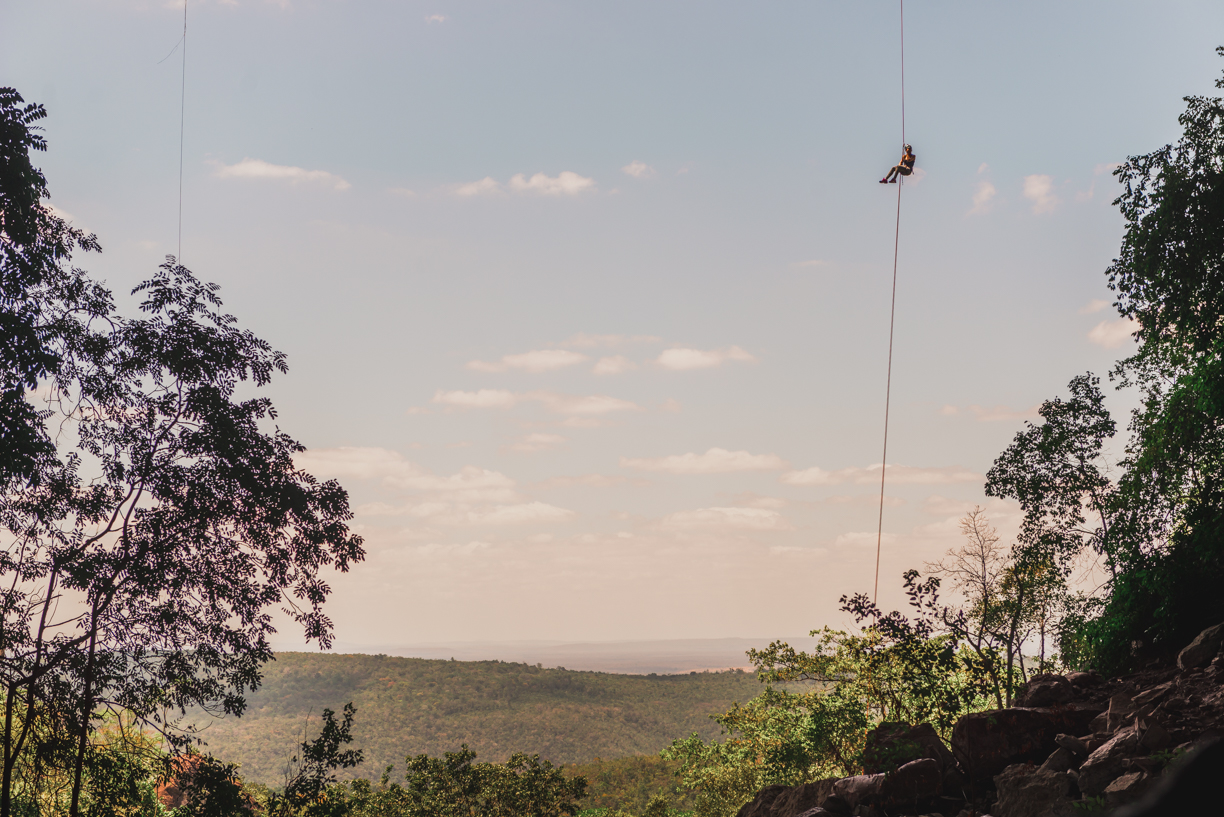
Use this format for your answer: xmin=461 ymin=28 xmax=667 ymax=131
xmin=176 ymin=1 xmax=187 ymax=263
xmin=873 ymin=0 xmax=905 ymax=604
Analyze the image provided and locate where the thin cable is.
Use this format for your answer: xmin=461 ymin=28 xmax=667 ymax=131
xmin=874 ymin=0 xmax=905 ymax=604
xmin=177 ymin=1 xmax=187 ymax=264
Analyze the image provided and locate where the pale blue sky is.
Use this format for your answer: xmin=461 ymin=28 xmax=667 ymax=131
xmin=3 ymin=0 xmax=1222 ymax=646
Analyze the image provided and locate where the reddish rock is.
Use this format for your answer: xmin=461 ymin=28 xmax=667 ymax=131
xmin=1177 ymin=622 xmax=1224 ymax=670
xmin=769 ymin=779 xmax=838 ymax=817
xmin=861 ymin=722 xmax=956 ymax=774
xmin=1102 ymin=770 xmax=1154 ymax=808
xmin=1078 ymin=727 xmax=1140 ymax=797
xmin=992 ymin=763 xmax=1078 ymax=817
xmin=830 ymin=774 xmax=884 ymax=809
xmin=735 ymin=785 xmax=789 ymax=817
xmin=1017 ymin=674 xmax=1074 ymax=707
xmin=880 ymin=757 xmax=941 ymax=806
xmin=950 ymin=706 xmax=1101 ymax=781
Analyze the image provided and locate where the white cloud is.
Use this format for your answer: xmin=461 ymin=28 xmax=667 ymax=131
xmin=431 ymin=389 xmax=642 ymax=415
xmin=793 ymin=259 xmax=827 ymax=268
xmin=508 ymin=171 xmax=596 ymax=196
xmin=1088 ymin=317 xmax=1139 ymax=349
xmin=592 ymin=355 xmax=635 ymax=375
xmin=534 ymin=392 xmax=641 ymax=415
xmin=968 ymin=180 xmax=997 ymax=215
xmin=1023 ymin=174 xmax=1058 ymax=214
xmin=361 ymin=500 xmax=574 ymax=526
xmin=471 ymin=502 xmax=574 ymax=525
xmin=977 ymin=162 xmax=989 ymax=174
xmin=432 ymin=389 xmax=518 ymax=409
xmin=622 ymin=160 xmax=656 ymax=179
xmin=780 ymin=464 xmax=981 ymax=486
xmin=508 ymin=433 xmax=566 ymax=453
xmin=660 ymin=507 xmax=792 ymax=531
xmin=386 ymin=466 xmax=518 ymax=502
xmin=562 ymin=333 xmax=662 ymax=348
xmin=1079 ymin=299 xmax=1111 ymax=315
xmin=467 ymin=349 xmax=589 ymax=373
xmin=455 ymin=177 xmax=502 ymax=197
xmin=660 ymin=398 xmax=682 ymax=413
xmin=621 ymin=448 xmax=789 ymax=475
xmin=388 ymin=187 xmax=416 ymax=197
xmin=939 ymin=405 xmax=959 ymax=416
xmin=655 ymin=346 xmax=755 ymax=371
xmin=212 ymin=158 xmax=350 ymax=190
xmin=425 ymin=14 xmax=447 ymax=23
xmin=294 ymin=447 xmax=520 ymax=503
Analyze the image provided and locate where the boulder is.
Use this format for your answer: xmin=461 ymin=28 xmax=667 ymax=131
xmin=950 ymin=706 xmax=1101 ymax=781
xmin=861 ymin=722 xmax=956 ymax=774
xmin=879 ymin=758 xmax=941 ymax=806
xmin=735 ymin=785 xmax=788 ymax=817
xmin=829 ymin=774 xmax=884 ymax=810
xmin=1054 ymin=733 xmax=1088 ymax=759
xmin=1077 ymin=727 xmax=1140 ymax=797
xmin=991 ymin=763 xmax=1078 ymax=817
xmin=1039 ymin=747 xmax=1076 ymax=773
xmin=1176 ymin=622 xmax=1224 ymax=670
xmin=1016 ymin=674 xmax=1073 ymax=707
xmin=1106 ymin=690 xmax=1137 ymax=732
xmin=1135 ymin=717 xmax=1172 ymax=752
xmin=1066 ymin=671 xmax=1102 ymax=688
xmin=1102 ymin=771 xmax=1154 ymax=809
xmin=770 ymin=779 xmax=838 ymax=817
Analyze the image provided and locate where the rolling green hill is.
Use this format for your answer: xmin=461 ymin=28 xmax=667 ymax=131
xmin=192 ymin=652 xmax=763 ymax=785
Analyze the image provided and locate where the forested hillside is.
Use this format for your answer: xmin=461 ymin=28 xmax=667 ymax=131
xmin=190 ymin=653 xmax=762 ymax=785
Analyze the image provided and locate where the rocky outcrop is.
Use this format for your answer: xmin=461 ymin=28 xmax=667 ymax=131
xmin=733 ymin=620 xmax=1224 ymax=817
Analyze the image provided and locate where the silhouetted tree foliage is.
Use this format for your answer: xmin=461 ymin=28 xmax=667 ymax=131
xmin=0 ymin=87 xmax=103 ymax=482
xmin=0 ymin=90 xmax=364 ymax=816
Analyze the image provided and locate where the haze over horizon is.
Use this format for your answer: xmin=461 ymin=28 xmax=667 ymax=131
xmin=3 ymin=0 xmax=1220 ymax=647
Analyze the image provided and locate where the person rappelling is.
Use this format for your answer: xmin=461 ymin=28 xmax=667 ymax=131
xmin=879 ymin=144 xmax=915 ymax=183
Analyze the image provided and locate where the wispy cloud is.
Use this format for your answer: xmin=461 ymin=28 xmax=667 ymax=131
xmin=621 ymin=448 xmax=789 ymax=475
xmin=467 ymin=350 xmax=588 ymax=373
xmin=969 ymin=180 xmax=997 ymax=215
xmin=432 ymin=389 xmax=642 ymax=415
xmin=1023 ymin=174 xmax=1058 ymax=214
xmin=1088 ymin=317 xmax=1139 ymax=348
xmin=592 ymin=355 xmax=635 ymax=375
xmin=454 ymin=172 xmax=596 ymax=197
xmin=509 ymin=171 xmax=596 ymax=195
xmin=507 ymin=433 xmax=566 ymax=453
xmin=780 ymin=464 xmax=981 ymax=486
xmin=425 ymin=14 xmax=447 ymax=23
xmin=431 ymin=389 xmax=518 ymax=409
xmin=455 ymin=177 xmax=502 ymax=197
xmin=212 ymin=158 xmax=350 ymax=190
xmin=655 ymin=346 xmax=755 ymax=371
xmin=1079 ymin=299 xmax=1111 ymax=315
xmin=793 ymin=259 xmax=828 ymax=268
xmin=622 ymin=160 xmax=656 ymax=179
xmin=659 ymin=507 xmax=792 ymax=531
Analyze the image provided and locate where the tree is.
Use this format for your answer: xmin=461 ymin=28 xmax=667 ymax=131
xmin=0 ymin=88 xmax=102 ymax=483
xmin=984 ymin=373 xmax=1117 ymax=576
xmin=926 ymin=508 xmax=1068 ymax=707
xmin=1067 ymin=47 xmax=1224 ymax=668
xmin=0 ymin=261 xmax=365 ymax=817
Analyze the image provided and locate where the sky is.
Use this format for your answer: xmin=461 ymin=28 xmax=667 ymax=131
xmin=3 ymin=0 xmax=1223 ymax=650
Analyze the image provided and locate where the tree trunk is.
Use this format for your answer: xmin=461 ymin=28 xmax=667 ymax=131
xmin=68 ymin=614 xmax=99 ymax=817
